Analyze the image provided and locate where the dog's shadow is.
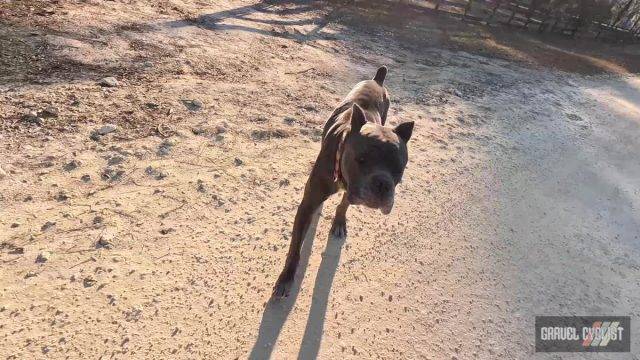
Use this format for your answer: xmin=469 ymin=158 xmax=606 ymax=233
xmin=249 ymin=206 xmax=346 ymax=360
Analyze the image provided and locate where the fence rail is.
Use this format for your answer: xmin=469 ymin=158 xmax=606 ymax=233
xmin=390 ymin=0 xmax=640 ymax=42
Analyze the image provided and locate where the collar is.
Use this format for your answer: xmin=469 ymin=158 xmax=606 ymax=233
xmin=333 ymin=137 xmax=346 ymax=190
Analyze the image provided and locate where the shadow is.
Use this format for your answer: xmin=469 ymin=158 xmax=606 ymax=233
xmin=162 ymin=1 xmax=335 ymax=46
xmin=296 ymin=232 xmax=346 ymax=360
xmin=249 ymin=211 xmax=346 ymax=360
xmin=248 ymin=205 xmax=323 ymax=360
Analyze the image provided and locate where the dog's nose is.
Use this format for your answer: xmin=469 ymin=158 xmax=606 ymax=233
xmin=371 ymin=175 xmax=393 ymax=197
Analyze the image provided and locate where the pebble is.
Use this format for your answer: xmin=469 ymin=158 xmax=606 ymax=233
xmin=21 ymin=111 xmax=43 ymax=126
xmin=36 ymin=251 xmax=51 ymax=263
xmin=215 ymin=122 xmax=227 ymax=134
xmin=160 ymin=228 xmax=175 ymax=235
xmin=98 ymin=77 xmax=119 ymax=87
xmin=107 ymin=155 xmax=125 ymax=166
xmin=157 ymin=139 xmax=174 ymax=156
xmin=145 ymin=166 xmax=167 ymax=180
xmin=101 ymin=167 xmax=125 ymax=182
xmin=63 ymin=160 xmax=81 ymax=171
xmin=181 ymin=99 xmax=203 ymax=111
xmin=196 ymin=179 xmax=207 ymax=193
xmin=41 ymin=221 xmax=56 ymax=231
xmin=96 ymin=233 xmax=114 ymax=249
xmin=54 ymin=191 xmax=69 ymax=202
xmin=83 ymin=276 xmax=97 ymax=287
xmin=234 ymin=158 xmax=243 ymax=166
xmin=39 ymin=106 xmax=59 ymax=118
xmin=97 ymin=124 xmax=118 ymax=135
xmin=81 ymin=174 xmax=91 ymax=183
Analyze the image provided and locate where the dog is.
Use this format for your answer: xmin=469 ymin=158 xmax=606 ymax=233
xmin=273 ymin=66 xmax=414 ymax=297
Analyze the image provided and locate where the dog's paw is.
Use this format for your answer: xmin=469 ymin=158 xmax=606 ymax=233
xmin=272 ymin=278 xmax=293 ymax=298
xmin=330 ymin=219 xmax=347 ymax=238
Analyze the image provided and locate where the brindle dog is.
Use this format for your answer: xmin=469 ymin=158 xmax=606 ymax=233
xmin=274 ymin=66 xmax=414 ymax=297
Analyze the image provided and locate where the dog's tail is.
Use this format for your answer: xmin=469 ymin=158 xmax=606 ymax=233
xmin=373 ymin=66 xmax=387 ymax=85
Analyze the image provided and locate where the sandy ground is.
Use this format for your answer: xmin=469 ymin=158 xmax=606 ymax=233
xmin=1 ymin=1 xmax=639 ymax=359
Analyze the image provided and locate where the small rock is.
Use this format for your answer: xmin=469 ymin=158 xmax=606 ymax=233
xmin=181 ymin=99 xmax=203 ymax=111
xmin=145 ymin=166 xmax=167 ymax=180
xmin=36 ymin=251 xmax=51 ymax=263
xmin=196 ymin=179 xmax=206 ymax=193
xmin=160 ymin=228 xmax=175 ymax=235
xmin=449 ymin=88 xmax=462 ymax=97
xmin=96 ymin=233 xmax=114 ymax=249
xmin=279 ymin=179 xmax=290 ymax=187
xmin=215 ymin=123 xmax=227 ymax=134
xmin=41 ymin=221 xmax=56 ymax=231
xmin=191 ymin=127 xmax=206 ymax=135
xmin=157 ymin=139 xmax=174 ymax=156
xmin=24 ymin=271 xmax=37 ymax=279
xmin=10 ymin=223 xmax=19 ymax=228
xmin=38 ymin=106 xmax=59 ymax=118
xmin=251 ymin=115 xmax=268 ymax=123
xmin=145 ymin=102 xmax=160 ymax=109
xmin=98 ymin=77 xmax=119 ymax=87
xmin=54 ymin=191 xmax=69 ymax=202
xmin=97 ymin=124 xmax=117 ymax=135
xmin=302 ymin=103 xmax=319 ymax=112
xmin=234 ymin=158 xmax=243 ymax=166
xmin=21 ymin=111 xmax=43 ymax=126
xmin=251 ymin=129 xmax=289 ymax=141
xmin=24 ymin=195 xmax=33 ymax=201
xmin=80 ymin=174 xmax=91 ymax=183
xmin=101 ymin=168 xmax=125 ymax=182
xmin=107 ymin=155 xmax=124 ymax=166
xmin=9 ymin=247 xmax=24 ymax=255
xmin=63 ymin=160 xmax=81 ymax=172
xmin=283 ymin=117 xmax=297 ymax=125
xmin=83 ymin=276 xmax=97 ymax=287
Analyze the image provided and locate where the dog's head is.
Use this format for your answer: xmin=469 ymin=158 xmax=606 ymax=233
xmin=340 ymin=103 xmax=414 ymax=214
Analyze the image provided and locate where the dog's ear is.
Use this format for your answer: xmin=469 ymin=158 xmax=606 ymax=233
xmin=373 ymin=66 xmax=387 ymax=85
xmin=350 ymin=104 xmax=367 ymax=132
xmin=394 ymin=121 xmax=414 ymax=143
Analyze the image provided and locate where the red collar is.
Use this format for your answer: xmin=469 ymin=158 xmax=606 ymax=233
xmin=333 ymin=137 xmax=345 ymax=187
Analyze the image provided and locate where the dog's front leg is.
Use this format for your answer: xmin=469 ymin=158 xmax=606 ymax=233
xmin=330 ymin=193 xmax=349 ymax=238
xmin=273 ymin=169 xmax=333 ymax=298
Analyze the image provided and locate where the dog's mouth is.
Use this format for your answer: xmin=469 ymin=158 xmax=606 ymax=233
xmin=347 ymin=191 xmax=394 ymax=215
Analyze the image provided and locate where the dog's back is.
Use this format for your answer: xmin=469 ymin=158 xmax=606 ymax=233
xmin=322 ymin=67 xmax=390 ymax=138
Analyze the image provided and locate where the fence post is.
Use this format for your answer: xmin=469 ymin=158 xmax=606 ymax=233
xmin=486 ymin=0 xmax=502 ymax=22
xmin=507 ymin=7 xmax=517 ymax=25
xmin=463 ymin=0 xmax=474 ymax=19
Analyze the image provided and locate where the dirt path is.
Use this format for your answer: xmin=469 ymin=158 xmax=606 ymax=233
xmin=1 ymin=1 xmax=639 ymax=359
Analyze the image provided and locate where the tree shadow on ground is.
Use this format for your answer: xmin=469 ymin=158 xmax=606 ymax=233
xmin=163 ymin=0 xmax=334 ymax=45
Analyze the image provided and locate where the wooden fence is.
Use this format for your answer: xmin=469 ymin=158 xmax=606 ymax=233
xmin=392 ymin=0 xmax=640 ymax=42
